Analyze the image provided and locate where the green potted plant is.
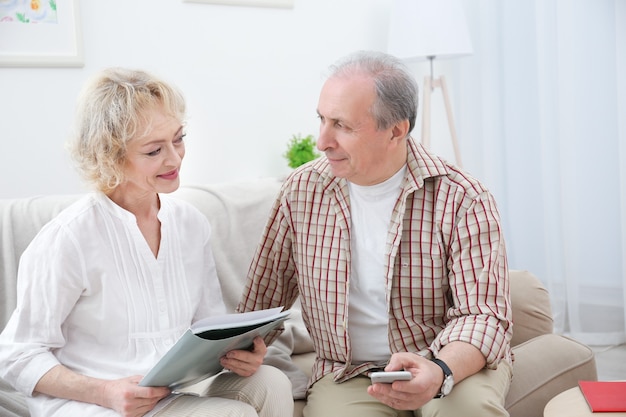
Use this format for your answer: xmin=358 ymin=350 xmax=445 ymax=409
xmin=284 ymin=134 xmax=320 ymax=168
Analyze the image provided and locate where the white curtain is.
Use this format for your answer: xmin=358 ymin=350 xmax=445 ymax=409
xmin=448 ymin=0 xmax=626 ymax=346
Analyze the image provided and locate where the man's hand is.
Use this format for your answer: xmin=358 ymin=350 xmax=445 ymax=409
xmin=100 ymin=375 xmax=171 ymax=417
xmin=367 ymin=352 xmax=442 ymax=410
xmin=368 ymin=342 xmax=487 ymax=410
xmin=220 ymin=336 xmax=267 ymax=377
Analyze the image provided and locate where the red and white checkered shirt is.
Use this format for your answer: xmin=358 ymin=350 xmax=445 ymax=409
xmin=238 ymin=138 xmax=512 ymax=386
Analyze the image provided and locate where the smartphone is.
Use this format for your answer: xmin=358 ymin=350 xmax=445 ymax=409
xmin=370 ymin=371 xmax=412 ymax=384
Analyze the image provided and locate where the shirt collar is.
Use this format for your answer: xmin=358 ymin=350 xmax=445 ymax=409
xmin=311 ymin=136 xmax=450 ymax=194
xmin=404 ymin=136 xmax=450 ymax=191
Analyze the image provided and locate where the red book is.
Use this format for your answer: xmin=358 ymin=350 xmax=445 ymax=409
xmin=578 ymin=381 xmax=626 ymax=412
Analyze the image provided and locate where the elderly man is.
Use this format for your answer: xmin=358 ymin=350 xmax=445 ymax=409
xmin=239 ymin=50 xmax=512 ymax=417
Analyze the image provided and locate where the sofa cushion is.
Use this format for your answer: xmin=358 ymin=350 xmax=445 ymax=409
xmin=171 ymin=180 xmax=282 ymax=311
xmin=509 ymin=270 xmax=554 ymax=346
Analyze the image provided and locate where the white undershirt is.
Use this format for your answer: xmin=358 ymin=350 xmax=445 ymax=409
xmin=347 ymin=166 xmax=406 ymax=363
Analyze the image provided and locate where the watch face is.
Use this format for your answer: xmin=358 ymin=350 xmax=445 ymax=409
xmin=441 ymin=375 xmax=454 ymax=396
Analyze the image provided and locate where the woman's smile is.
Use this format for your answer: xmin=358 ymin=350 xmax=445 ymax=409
xmin=158 ymin=169 xmax=179 ymax=180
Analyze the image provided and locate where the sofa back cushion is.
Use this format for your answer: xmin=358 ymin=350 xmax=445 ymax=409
xmin=0 ymin=194 xmax=82 ymax=330
xmin=171 ymin=179 xmax=282 ymax=311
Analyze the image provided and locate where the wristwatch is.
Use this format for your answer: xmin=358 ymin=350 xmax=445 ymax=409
xmin=431 ymin=358 xmax=454 ymax=398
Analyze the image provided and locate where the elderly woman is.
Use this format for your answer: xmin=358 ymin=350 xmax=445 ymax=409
xmin=0 ymin=68 xmax=293 ymax=417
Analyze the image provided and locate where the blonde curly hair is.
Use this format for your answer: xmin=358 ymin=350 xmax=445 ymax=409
xmin=67 ymin=68 xmax=186 ymax=193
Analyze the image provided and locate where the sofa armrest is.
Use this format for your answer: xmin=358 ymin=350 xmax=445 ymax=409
xmin=506 ymin=333 xmax=597 ymax=417
xmin=509 ymin=270 xmax=554 ymax=346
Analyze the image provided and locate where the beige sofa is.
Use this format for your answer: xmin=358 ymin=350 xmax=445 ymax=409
xmin=0 ymin=178 xmax=597 ymax=417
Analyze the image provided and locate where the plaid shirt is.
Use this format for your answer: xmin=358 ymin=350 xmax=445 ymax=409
xmin=238 ymin=138 xmax=512 ymax=385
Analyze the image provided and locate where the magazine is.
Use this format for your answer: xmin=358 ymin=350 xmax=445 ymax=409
xmin=139 ymin=307 xmax=290 ymax=389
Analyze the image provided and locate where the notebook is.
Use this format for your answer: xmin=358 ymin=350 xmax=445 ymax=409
xmin=578 ymin=380 xmax=626 ymax=412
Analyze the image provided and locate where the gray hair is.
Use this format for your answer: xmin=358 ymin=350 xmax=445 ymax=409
xmin=327 ymin=50 xmax=418 ymax=135
xmin=67 ymin=68 xmax=186 ymax=193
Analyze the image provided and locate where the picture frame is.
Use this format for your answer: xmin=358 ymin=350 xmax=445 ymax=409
xmin=0 ymin=0 xmax=83 ymax=67
xmin=184 ymin=0 xmax=293 ymax=9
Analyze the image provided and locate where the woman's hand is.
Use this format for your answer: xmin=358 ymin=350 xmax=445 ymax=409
xmin=100 ymin=375 xmax=171 ymax=417
xmin=219 ymin=336 xmax=267 ymax=377
xmin=34 ymin=365 xmax=171 ymax=417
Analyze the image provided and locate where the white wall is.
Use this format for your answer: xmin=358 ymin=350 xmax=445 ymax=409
xmin=1 ymin=0 xmax=415 ymax=198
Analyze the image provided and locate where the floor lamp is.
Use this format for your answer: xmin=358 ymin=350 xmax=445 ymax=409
xmin=387 ymin=0 xmax=473 ymax=167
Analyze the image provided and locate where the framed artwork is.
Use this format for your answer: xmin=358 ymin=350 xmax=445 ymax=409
xmin=0 ymin=0 xmax=83 ymax=67
xmin=184 ymin=0 xmax=293 ymax=9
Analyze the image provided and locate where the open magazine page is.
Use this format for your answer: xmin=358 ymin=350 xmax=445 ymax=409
xmin=139 ymin=307 xmax=289 ymax=389
xmin=191 ymin=307 xmax=287 ymax=334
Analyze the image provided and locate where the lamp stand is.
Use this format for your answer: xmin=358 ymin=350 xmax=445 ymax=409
xmin=420 ymin=56 xmax=463 ymax=167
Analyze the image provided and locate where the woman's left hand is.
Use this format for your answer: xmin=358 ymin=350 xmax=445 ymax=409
xmin=219 ymin=336 xmax=267 ymax=377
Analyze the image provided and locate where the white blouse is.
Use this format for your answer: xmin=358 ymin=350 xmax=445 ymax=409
xmin=0 ymin=192 xmax=226 ymax=416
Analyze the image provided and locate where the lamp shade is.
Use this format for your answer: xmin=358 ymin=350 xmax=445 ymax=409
xmin=387 ymin=0 xmax=473 ymax=62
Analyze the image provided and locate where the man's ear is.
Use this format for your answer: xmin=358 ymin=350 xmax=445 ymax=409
xmin=391 ymin=119 xmax=410 ymax=142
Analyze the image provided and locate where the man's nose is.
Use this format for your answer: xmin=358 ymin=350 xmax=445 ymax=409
xmin=317 ymin=125 xmax=334 ymax=152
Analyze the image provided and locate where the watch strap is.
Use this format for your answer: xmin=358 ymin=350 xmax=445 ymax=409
xmin=431 ymin=358 xmax=452 ymax=377
xmin=431 ymin=358 xmax=453 ymax=398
